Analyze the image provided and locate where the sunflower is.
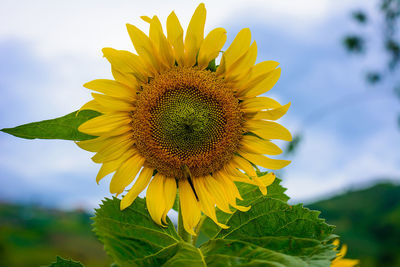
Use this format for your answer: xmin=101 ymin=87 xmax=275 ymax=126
xmin=77 ymin=3 xmax=291 ymax=235
xmin=331 ymin=240 xmax=360 ymax=267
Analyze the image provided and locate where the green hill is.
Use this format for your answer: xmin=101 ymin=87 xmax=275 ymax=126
xmin=307 ymin=182 xmax=400 ymax=267
xmin=0 ymin=202 xmax=110 ymax=267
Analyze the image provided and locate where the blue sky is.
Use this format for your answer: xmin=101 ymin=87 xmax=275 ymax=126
xmin=0 ymin=0 xmax=399 ymax=210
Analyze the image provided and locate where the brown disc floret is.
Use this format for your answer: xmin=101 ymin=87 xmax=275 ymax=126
xmin=133 ymin=67 xmax=243 ymax=179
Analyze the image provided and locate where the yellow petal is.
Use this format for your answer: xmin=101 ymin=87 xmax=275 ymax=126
xmin=91 ymin=93 xmax=135 ymax=112
xmin=149 ymin=16 xmax=174 ymax=69
xmin=193 ymin=177 xmax=228 ymax=229
xmin=166 ymin=11 xmax=184 ymax=66
xmin=217 ymin=28 xmax=251 ymax=76
xmin=203 ymin=175 xmax=232 ymax=214
xmin=197 ymin=27 xmax=227 ymax=69
xmin=236 ymin=61 xmax=279 ymax=93
xmin=162 ymin=177 xmax=177 ymax=224
xmin=140 ymin=16 xmax=152 ymax=23
xmin=223 ymin=161 xmax=249 ymax=180
xmin=91 ymin=138 xmax=134 ymax=163
xmin=78 ymin=113 xmax=132 ymax=136
xmin=214 ymin=171 xmax=244 ymax=202
xmin=224 ymin=163 xmax=259 ymax=186
xmin=79 ymin=100 xmax=104 ymax=113
xmin=213 ymin=172 xmax=250 ymax=212
xmin=184 ymin=3 xmax=206 ymax=66
xmin=249 ymin=175 xmax=269 ymax=195
xmin=76 ymin=135 xmax=110 ymax=152
xmin=244 ymin=120 xmax=292 ymax=141
xmin=240 ymin=97 xmax=282 ymax=113
xmin=146 ymin=173 xmax=166 ymax=226
xmin=109 ymin=153 xmax=145 ymax=194
xmin=333 ymin=239 xmax=340 ymax=247
xmin=96 ymin=149 xmax=136 ymax=184
xmin=102 ymin=48 xmax=148 ymax=82
xmin=84 ymin=79 xmax=136 ymax=100
xmin=259 ymin=172 xmax=276 ymax=187
xmin=231 ymin=155 xmax=257 ymax=177
xmin=225 ymin=41 xmax=258 ymax=81
xmin=240 ymin=135 xmax=283 ymax=155
xmin=240 ymin=68 xmax=281 ymax=98
xmin=120 ymin=167 xmax=154 ymax=210
xmin=179 ymin=179 xmax=201 ymax=235
xmin=239 ymin=150 xmax=291 ymax=170
xmin=126 ymin=24 xmax=159 ymax=73
xmin=111 ymin=67 xmax=138 ymax=88
xmin=332 ymin=259 xmax=360 ymax=267
xmin=250 ymin=103 xmax=291 ymax=121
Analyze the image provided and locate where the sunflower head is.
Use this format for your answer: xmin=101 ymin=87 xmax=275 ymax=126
xmin=77 ymin=3 xmax=292 ymax=235
xmin=133 ymin=66 xmax=243 ymax=179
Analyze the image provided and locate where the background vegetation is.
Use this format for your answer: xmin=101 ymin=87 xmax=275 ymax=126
xmin=1 ymin=182 xmax=398 ymax=266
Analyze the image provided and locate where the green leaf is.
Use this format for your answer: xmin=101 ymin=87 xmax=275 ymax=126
xmin=94 ymin=181 xmax=335 ymax=266
xmin=202 ymin=239 xmax=310 ymax=266
xmin=93 ymin=197 xmax=207 ymax=266
xmin=47 ymin=256 xmax=84 ymax=267
xmin=200 ymin=177 xmax=289 ymax=241
xmin=198 ymin=175 xmax=336 ymax=266
xmin=133 ymin=242 xmax=206 ymax=266
xmin=206 ymin=59 xmax=217 ymax=72
xmin=1 ymin=110 xmax=100 ymax=141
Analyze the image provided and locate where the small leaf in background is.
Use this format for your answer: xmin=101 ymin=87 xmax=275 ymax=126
xmin=352 ymin=10 xmax=368 ymax=24
xmin=366 ymin=72 xmax=381 ymax=85
xmin=385 ymin=39 xmax=400 ymax=70
xmin=48 ymin=256 xmax=84 ymax=267
xmin=343 ymin=35 xmax=365 ymax=53
xmin=1 ymin=110 xmax=100 ymax=141
xmin=285 ymin=133 xmax=302 ymax=155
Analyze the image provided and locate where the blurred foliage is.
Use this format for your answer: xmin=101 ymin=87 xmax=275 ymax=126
xmin=0 ymin=202 xmax=110 ymax=267
xmin=343 ymin=35 xmax=365 ymax=53
xmin=284 ymin=133 xmax=302 ymax=156
xmin=343 ymin=0 xmax=400 ymax=127
xmin=352 ymin=10 xmax=368 ymax=24
xmin=308 ymin=182 xmax=400 ymax=267
xmin=366 ymin=72 xmax=382 ymax=84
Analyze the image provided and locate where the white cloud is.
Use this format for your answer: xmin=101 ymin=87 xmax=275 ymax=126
xmin=284 ymin=126 xmax=400 ymax=203
xmin=0 ymin=0 xmax=367 ymax=59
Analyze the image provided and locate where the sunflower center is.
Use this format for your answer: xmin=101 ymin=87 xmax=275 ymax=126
xmin=133 ymin=67 xmax=243 ymax=179
xmin=153 ymin=88 xmax=224 ymax=154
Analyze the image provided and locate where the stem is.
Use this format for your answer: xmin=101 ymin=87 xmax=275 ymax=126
xmin=192 ymin=215 xmax=206 ymax=246
xmin=178 ymin=196 xmax=191 ymax=243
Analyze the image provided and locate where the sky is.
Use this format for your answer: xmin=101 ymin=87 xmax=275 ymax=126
xmin=0 ymin=0 xmax=399 ymax=210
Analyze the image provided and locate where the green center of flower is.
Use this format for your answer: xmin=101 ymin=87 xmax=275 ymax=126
xmin=152 ymin=89 xmax=225 ymax=154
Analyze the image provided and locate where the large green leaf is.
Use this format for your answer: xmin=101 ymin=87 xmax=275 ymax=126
xmin=94 ymin=181 xmax=336 ymax=266
xmin=1 ymin=110 xmax=100 ymax=141
xmin=202 ymin=239 xmax=308 ymax=266
xmin=47 ymin=256 xmax=84 ymax=267
xmin=93 ymin=197 xmax=207 ymax=266
xmin=200 ymin=177 xmax=289 ymax=241
xmin=132 ymin=242 xmax=206 ymax=266
xmin=197 ymin=175 xmax=336 ymax=266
